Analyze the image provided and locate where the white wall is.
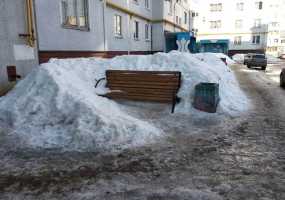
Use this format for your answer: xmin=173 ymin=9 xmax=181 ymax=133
xmin=0 ymin=0 xmax=38 ymax=86
xmin=152 ymin=23 xmax=164 ymax=51
xmin=35 ymin=0 xmax=152 ymax=52
xmin=35 ymin=0 xmax=105 ymax=51
xmin=35 ymin=0 xmax=192 ymax=53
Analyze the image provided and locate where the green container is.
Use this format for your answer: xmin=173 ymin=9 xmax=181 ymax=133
xmin=193 ymin=83 xmax=220 ymax=113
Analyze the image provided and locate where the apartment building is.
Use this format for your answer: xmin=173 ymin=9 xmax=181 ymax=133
xmin=193 ymin=0 xmax=285 ymax=56
xmin=35 ymin=0 xmax=192 ymax=62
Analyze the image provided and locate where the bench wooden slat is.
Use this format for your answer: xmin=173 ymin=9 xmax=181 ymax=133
xmin=107 ymin=84 xmax=179 ymax=90
xmin=101 ymin=70 xmax=181 ymax=113
xmin=107 ymin=76 xmax=180 ymax=83
xmin=105 ymin=91 xmax=175 ymax=99
xmin=107 ymin=80 xmax=180 ymax=87
xmin=107 ymin=87 xmax=177 ymax=95
xmin=106 ymin=70 xmax=181 ymax=76
xmin=104 ymin=93 xmax=174 ymax=103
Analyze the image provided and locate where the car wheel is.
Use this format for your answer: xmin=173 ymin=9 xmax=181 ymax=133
xmin=262 ymin=66 xmax=266 ymax=70
xmin=281 ymin=73 xmax=285 ymax=88
xmin=247 ymin=65 xmax=251 ymax=68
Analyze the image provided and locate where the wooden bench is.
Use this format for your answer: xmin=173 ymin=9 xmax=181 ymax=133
xmin=97 ymin=70 xmax=182 ymax=113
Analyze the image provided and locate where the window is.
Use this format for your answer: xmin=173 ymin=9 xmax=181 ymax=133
xmin=255 ymin=1 xmax=263 ymax=9
xmin=61 ymin=0 xmax=89 ymax=30
xmin=210 ymin=20 xmax=221 ymax=29
xmin=252 ymin=35 xmax=261 ymax=44
xmin=184 ymin=12 xmax=188 ymax=24
xmin=134 ymin=21 xmax=139 ymax=40
xmin=210 ymin=3 xmax=222 ymax=12
xmin=235 ymin=20 xmax=243 ymax=29
xmin=254 ymin=19 xmax=261 ymax=27
xmin=145 ymin=0 xmax=150 ymax=9
xmin=114 ymin=15 xmax=122 ymax=36
xmin=234 ymin=36 xmax=242 ymax=45
xmin=145 ymin=24 xmax=150 ymax=40
xmin=274 ymin=39 xmax=279 ymax=43
xmin=169 ymin=0 xmax=173 ymax=14
xmin=236 ymin=2 xmax=244 ymax=11
xmin=271 ymin=22 xmax=279 ymax=27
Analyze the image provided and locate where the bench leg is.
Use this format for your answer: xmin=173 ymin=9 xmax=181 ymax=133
xmin=171 ymin=99 xmax=176 ymax=114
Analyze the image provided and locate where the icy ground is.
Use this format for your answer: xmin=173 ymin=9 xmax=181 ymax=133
xmin=0 ymin=62 xmax=284 ymax=199
xmin=0 ymin=52 xmax=250 ymax=152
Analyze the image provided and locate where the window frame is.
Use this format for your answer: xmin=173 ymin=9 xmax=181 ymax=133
xmin=210 ymin=20 xmax=222 ymax=29
xmin=145 ymin=0 xmax=150 ymax=9
xmin=145 ymin=23 xmax=151 ymax=41
xmin=235 ymin=19 xmax=243 ymax=29
xmin=114 ymin=14 xmax=123 ymax=38
xmin=234 ymin=36 xmax=242 ymax=45
xmin=134 ymin=20 xmax=139 ymax=40
xmin=236 ymin=2 xmax=244 ymax=11
xmin=255 ymin=1 xmax=263 ymax=10
xmin=61 ymin=0 xmax=89 ymax=31
xmin=184 ymin=11 xmax=188 ymax=24
xmin=252 ymin=35 xmax=261 ymax=44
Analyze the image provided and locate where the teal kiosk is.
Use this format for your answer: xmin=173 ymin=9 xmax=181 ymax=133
xmin=198 ymin=39 xmax=229 ymax=54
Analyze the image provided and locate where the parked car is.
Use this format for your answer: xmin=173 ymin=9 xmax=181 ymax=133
xmin=278 ymin=54 xmax=285 ymax=59
xmin=245 ymin=54 xmax=267 ymax=70
xmin=281 ymin=69 xmax=285 ymax=88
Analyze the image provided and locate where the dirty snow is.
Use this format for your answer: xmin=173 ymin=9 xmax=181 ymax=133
xmin=213 ymin=53 xmax=236 ymax=65
xmin=266 ymin=54 xmax=283 ymax=64
xmin=0 ymin=52 xmax=250 ymax=151
xmin=232 ymin=54 xmax=245 ymax=64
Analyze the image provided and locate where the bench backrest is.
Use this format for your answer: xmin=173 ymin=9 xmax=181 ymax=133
xmin=105 ymin=70 xmax=181 ymax=103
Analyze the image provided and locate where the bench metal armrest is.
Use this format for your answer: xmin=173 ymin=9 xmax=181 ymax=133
xmin=95 ymin=77 xmax=106 ymax=88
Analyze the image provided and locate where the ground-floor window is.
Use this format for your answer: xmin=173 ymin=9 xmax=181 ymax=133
xmin=234 ymin=36 xmax=242 ymax=45
xmin=61 ymin=0 xmax=89 ymax=30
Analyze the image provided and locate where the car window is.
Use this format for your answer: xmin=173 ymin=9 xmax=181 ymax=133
xmin=253 ymin=55 xmax=265 ymax=59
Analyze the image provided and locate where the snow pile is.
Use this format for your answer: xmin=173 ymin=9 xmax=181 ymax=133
xmin=266 ymin=54 xmax=282 ymax=64
xmin=213 ymin=53 xmax=236 ymax=65
xmin=0 ymin=52 xmax=250 ymax=151
xmin=232 ymin=54 xmax=245 ymax=64
xmin=0 ymin=64 xmax=162 ymax=151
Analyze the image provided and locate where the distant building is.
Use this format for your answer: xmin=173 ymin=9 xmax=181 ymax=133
xmin=192 ymin=0 xmax=285 ymax=56
xmin=35 ymin=0 xmax=193 ymax=62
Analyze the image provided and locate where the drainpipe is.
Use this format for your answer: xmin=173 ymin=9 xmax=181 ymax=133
xmin=101 ymin=0 xmax=107 ymax=52
xmin=20 ymin=0 xmax=35 ymax=47
xmin=127 ymin=0 xmax=131 ymax=55
xmin=174 ymin=2 xmax=177 ymax=32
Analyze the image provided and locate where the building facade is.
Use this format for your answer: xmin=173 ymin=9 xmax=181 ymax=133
xmin=35 ymin=0 xmax=192 ymax=62
xmin=0 ymin=0 xmax=38 ymax=89
xmin=193 ymin=0 xmax=285 ymax=56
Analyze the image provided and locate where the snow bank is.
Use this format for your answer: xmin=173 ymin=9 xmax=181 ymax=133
xmin=213 ymin=53 xmax=236 ymax=65
xmin=232 ymin=54 xmax=245 ymax=64
xmin=266 ymin=54 xmax=283 ymax=64
xmin=0 ymin=52 xmax=250 ymax=151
